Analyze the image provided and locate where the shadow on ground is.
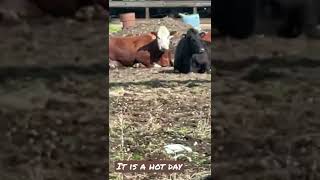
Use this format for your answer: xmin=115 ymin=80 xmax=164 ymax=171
xmin=213 ymin=37 xmax=320 ymax=180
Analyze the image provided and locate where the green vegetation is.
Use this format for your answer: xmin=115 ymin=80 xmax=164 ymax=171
xmin=109 ymin=24 xmax=122 ymax=33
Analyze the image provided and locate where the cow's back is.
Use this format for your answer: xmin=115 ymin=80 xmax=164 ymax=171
xmin=109 ymin=35 xmax=154 ymax=66
xmin=174 ymin=37 xmax=192 ymax=73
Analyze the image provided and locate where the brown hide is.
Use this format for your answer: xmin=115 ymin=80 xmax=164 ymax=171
xmin=109 ymin=33 xmax=172 ymax=68
xmin=200 ymin=31 xmax=212 ymax=43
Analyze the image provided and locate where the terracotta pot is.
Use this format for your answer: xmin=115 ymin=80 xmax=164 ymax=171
xmin=120 ymin=12 xmax=135 ymax=29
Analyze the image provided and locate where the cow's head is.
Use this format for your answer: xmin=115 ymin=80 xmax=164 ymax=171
xmin=156 ymin=26 xmax=175 ymax=51
xmin=183 ymin=28 xmax=206 ymax=54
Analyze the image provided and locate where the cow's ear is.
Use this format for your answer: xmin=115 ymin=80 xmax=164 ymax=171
xmin=170 ymin=31 xmax=177 ymax=36
xmin=200 ymin=32 xmax=206 ymax=37
xmin=150 ymin=32 xmax=157 ymax=39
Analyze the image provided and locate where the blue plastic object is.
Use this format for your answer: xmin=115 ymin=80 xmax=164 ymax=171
xmin=180 ymin=13 xmax=201 ymax=31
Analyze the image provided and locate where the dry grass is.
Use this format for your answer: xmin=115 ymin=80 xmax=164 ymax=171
xmin=109 ymin=67 xmax=211 ymax=179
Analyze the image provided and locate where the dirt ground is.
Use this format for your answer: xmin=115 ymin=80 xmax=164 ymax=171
xmin=1 ymin=13 xmax=320 ymax=180
xmin=109 ymin=18 xmax=212 ymax=180
xmin=213 ymin=35 xmax=320 ymax=180
xmin=0 ymin=18 xmax=107 ymax=180
xmin=109 ymin=68 xmax=211 ymax=180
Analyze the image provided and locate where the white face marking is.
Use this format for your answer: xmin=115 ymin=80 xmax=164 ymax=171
xmin=157 ymin=26 xmax=171 ymax=51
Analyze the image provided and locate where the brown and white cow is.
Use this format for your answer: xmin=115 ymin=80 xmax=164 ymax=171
xmin=109 ymin=26 xmax=175 ymax=68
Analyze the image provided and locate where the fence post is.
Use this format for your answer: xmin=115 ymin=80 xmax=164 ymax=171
xmin=193 ymin=7 xmax=197 ymax=14
xmin=145 ymin=7 xmax=150 ymax=19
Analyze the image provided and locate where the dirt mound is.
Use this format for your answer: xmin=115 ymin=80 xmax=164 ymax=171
xmin=112 ymin=17 xmax=192 ymax=36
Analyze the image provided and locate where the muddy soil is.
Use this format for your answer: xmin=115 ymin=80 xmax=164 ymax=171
xmin=109 ymin=68 xmax=211 ymax=179
xmin=213 ymin=35 xmax=320 ymax=180
xmin=0 ymin=18 xmax=107 ymax=180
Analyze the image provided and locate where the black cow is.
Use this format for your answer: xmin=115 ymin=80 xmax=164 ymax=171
xmin=174 ymin=29 xmax=211 ymax=74
xmin=191 ymin=40 xmax=211 ymax=73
